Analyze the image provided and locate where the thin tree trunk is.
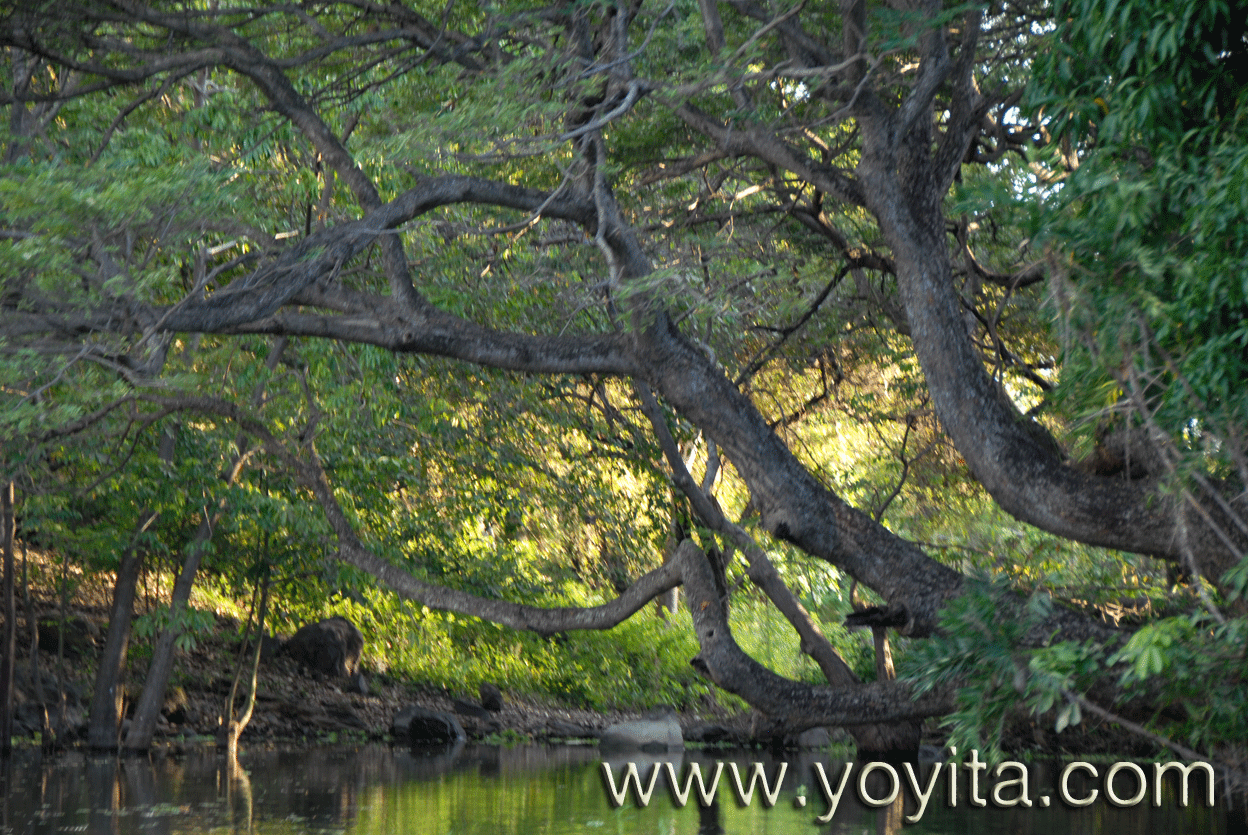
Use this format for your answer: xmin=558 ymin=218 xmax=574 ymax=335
xmin=221 ymin=580 xmax=260 ymax=738
xmin=220 ymin=573 xmax=269 ymax=756
xmin=125 ymin=337 xmax=286 ymax=751
xmin=679 ymin=539 xmax=953 ymax=727
xmin=873 ymin=628 xmax=895 ymax=681
xmin=86 ymin=511 xmax=156 ymax=750
xmin=657 ymin=495 xmax=686 ymax=618
xmin=54 ymin=546 xmax=69 ymax=736
xmin=21 ymin=539 xmax=51 ymax=750
xmin=0 ymin=481 xmax=16 ymax=756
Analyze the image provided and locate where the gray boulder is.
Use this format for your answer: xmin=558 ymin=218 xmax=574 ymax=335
xmin=282 ymin=616 xmax=363 ymax=678
xmin=452 ymin=697 xmax=490 ymax=720
xmin=794 ymin=727 xmax=831 ymax=749
xmin=599 ymin=709 xmax=683 ymax=754
xmin=393 ymin=706 xmax=466 ymax=746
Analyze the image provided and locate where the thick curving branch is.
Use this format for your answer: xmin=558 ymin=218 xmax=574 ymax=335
xmin=296 ymin=445 xmax=684 ymax=637
xmin=861 ymin=130 xmax=1245 ymax=585
xmin=673 ymin=1 xmax=1245 ymax=585
xmin=633 ymin=311 xmax=965 ymax=636
xmin=678 ymin=538 xmax=955 ymax=728
xmin=155 ymin=175 xmax=594 ymax=331
xmin=636 ymin=382 xmax=924 ymax=753
xmin=140 ymin=394 xmax=682 ymax=637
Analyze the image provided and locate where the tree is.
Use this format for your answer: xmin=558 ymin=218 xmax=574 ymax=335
xmin=1 ymin=0 xmax=1245 ymax=769
xmin=0 ymin=479 xmax=14 ymax=754
xmin=84 ymin=510 xmax=155 ymax=749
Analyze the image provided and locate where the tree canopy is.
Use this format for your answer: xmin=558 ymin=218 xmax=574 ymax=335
xmin=1 ymin=0 xmax=1246 ymax=770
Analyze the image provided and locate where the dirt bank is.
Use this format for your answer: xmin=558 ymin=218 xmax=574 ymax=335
xmin=7 ymin=602 xmax=753 ymax=750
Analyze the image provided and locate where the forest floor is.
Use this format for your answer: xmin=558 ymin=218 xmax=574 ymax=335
xmin=7 ymin=554 xmax=753 ymax=750
xmin=14 ymin=606 xmax=755 ymax=749
xmin=13 ymin=599 xmax=1140 ymax=758
xmin=7 ymin=552 xmax=1143 ymax=757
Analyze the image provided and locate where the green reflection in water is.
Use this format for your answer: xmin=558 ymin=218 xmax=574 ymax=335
xmin=351 ymin=748 xmax=1232 ymax=835
xmin=0 ymin=744 xmax=1237 ymax=835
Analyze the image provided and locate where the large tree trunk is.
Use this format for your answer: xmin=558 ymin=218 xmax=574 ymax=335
xmin=86 ymin=511 xmax=156 ymax=750
xmin=122 ymin=530 xmax=199 ymax=751
xmin=858 ymin=133 xmax=1224 ymax=564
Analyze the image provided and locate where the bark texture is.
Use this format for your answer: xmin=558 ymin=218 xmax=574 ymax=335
xmin=86 ymin=511 xmax=156 ymax=751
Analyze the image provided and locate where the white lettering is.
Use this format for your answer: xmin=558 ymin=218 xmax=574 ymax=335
xmin=901 ymin=761 xmax=942 ymax=823
xmin=813 ymin=761 xmax=854 ymax=824
xmin=1153 ymin=761 xmax=1216 ymax=807
xmin=965 ymin=749 xmax=987 ymax=807
xmin=857 ymin=762 xmax=900 ymax=807
xmin=664 ymin=761 xmax=724 ymax=808
xmin=728 ymin=762 xmax=787 ymax=808
xmin=1060 ymin=761 xmax=1099 ymax=807
xmin=600 ymin=761 xmax=661 ymax=807
xmin=990 ymin=762 xmax=1032 ymax=808
xmin=1105 ymin=762 xmax=1147 ymax=807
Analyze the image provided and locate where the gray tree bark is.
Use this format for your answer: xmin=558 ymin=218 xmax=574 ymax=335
xmin=86 ymin=511 xmax=156 ymax=750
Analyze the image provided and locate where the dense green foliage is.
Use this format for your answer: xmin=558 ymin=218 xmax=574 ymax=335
xmin=1027 ymin=0 xmax=1248 ymax=457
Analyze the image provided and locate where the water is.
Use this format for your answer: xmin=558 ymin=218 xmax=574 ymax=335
xmin=0 ymin=743 xmax=1240 ymax=834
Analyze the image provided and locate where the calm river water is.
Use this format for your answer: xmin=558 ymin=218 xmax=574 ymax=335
xmin=0 ymin=743 xmax=1241 ymax=834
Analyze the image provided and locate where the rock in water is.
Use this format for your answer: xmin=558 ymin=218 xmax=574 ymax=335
xmin=392 ymin=706 xmax=466 ymax=745
xmin=794 ymin=727 xmax=831 ymax=749
xmin=685 ymin=723 xmax=738 ymax=745
xmin=282 ymin=616 xmax=364 ymax=678
xmin=599 ymin=709 xmax=683 ymax=754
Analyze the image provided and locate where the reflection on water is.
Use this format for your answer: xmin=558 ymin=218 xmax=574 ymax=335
xmin=0 ymin=744 xmax=1242 ymax=834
